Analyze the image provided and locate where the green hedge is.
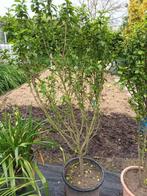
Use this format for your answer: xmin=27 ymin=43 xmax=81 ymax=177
xmin=0 ymin=64 xmax=27 ymax=95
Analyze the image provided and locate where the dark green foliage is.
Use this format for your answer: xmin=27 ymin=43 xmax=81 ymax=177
xmin=0 ymin=64 xmax=27 ymax=95
xmin=1 ymin=0 xmax=114 ymax=71
xmin=118 ymin=19 xmax=147 ymax=119
xmin=0 ymin=108 xmax=54 ymax=163
xmin=0 ymin=109 xmax=38 ymax=161
xmin=118 ymin=17 xmax=147 ymax=187
xmin=0 ymin=108 xmax=55 ymax=195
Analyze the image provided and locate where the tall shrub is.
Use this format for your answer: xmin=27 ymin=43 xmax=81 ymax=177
xmin=118 ymin=15 xmax=147 ymax=187
xmin=2 ymin=0 xmax=114 ymax=174
xmin=119 ymin=20 xmax=147 ymax=119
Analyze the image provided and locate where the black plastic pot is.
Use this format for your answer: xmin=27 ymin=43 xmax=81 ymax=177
xmin=62 ymin=157 xmax=104 ymax=196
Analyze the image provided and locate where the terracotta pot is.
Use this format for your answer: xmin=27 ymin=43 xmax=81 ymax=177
xmin=120 ymin=166 xmax=141 ymax=196
xmin=62 ymin=157 xmax=104 ymax=196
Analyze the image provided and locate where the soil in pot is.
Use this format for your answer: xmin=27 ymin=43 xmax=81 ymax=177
xmin=65 ymin=159 xmax=102 ymax=189
xmin=124 ymin=168 xmax=147 ymax=196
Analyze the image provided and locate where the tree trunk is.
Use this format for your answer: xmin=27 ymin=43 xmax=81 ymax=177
xmin=79 ymin=155 xmax=84 ymax=176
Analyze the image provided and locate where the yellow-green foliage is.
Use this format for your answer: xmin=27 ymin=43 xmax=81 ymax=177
xmin=140 ymin=0 xmax=147 ymax=18
xmin=128 ymin=0 xmax=147 ymax=25
xmin=128 ymin=0 xmax=141 ymax=24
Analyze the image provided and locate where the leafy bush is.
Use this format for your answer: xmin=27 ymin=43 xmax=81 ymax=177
xmin=1 ymin=0 xmax=114 ymax=72
xmin=28 ymin=0 xmax=113 ymax=175
xmin=118 ymin=17 xmax=147 ymax=187
xmin=118 ymin=20 xmax=147 ymax=119
xmin=1 ymin=0 xmax=114 ymax=176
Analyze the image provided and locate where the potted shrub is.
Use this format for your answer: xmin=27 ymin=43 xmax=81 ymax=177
xmin=29 ymin=1 xmax=113 ymax=195
xmin=118 ymin=17 xmax=147 ymax=196
xmin=3 ymin=0 xmax=113 ymax=195
xmin=32 ymin=54 xmax=105 ymax=195
xmin=29 ymin=2 xmax=113 ymax=195
xmin=30 ymin=4 xmax=113 ymax=195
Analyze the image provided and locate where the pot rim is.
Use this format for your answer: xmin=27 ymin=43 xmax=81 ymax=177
xmin=120 ymin=165 xmax=143 ymax=196
xmin=62 ymin=157 xmax=104 ymax=192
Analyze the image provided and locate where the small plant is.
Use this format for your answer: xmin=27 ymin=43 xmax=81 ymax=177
xmin=0 ymin=108 xmax=54 ymax=161
xmin=0 ymin=108 xmax=55 ymax=195
xmin=0 ymin=156 xmax=48 ymax=196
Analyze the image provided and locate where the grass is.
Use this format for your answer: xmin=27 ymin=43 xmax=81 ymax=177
xmin=0 ymin=64 xmax=27 ymax=95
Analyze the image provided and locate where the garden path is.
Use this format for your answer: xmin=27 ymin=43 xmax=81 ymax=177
xmin=0 ymin=71 xmax=135 ymax=118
